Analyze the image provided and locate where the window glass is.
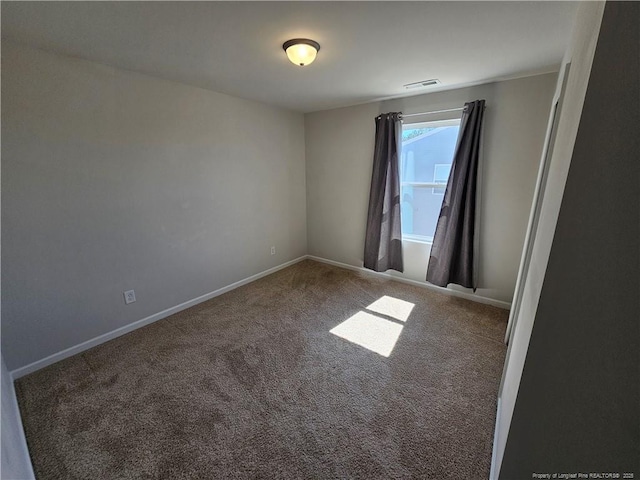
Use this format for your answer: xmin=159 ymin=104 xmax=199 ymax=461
xmin=400 ymin=122 xmax=460 ymax=241
xmin=432 ymin=164 xmax=451 ymax=195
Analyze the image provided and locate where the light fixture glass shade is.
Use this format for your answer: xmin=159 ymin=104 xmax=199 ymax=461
xmin=283 ymin=39 xmax=320 ymax=66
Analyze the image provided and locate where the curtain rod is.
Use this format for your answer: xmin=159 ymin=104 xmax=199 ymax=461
xmin=402 ymin=107 xmax=464 ymax=118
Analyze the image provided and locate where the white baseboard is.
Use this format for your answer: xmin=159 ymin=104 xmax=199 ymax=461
xmin=489 ymin=397 xmax=502 ymax=480
xmin=10 ymin=256 xmax=307 ymax=379
xmin=11 ymin=254 xmax=508 ymax=379
xmin=307 ymin=255 xmax=511 ymax=310
xmin=4 ymin=368 xmax=36 ymax=479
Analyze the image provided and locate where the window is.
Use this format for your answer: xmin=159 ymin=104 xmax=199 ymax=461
xmin=400 ymin=119 xmax=460 ymax=242
xmin=432 ymin=164 xmax=452 ymax=195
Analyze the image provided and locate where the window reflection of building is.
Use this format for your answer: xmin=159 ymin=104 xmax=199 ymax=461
xmin=401 ymin=150 xmax=415 ymax=234
xmin=400 ymin=123 xmax=460 ymax=241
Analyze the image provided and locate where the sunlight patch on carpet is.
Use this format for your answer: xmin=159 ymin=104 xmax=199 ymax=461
xmin=330 ymin=311 xmax=403 ymax=357
xmin=330 ymin=296 xmax=416 ymax=357
xmin=366 ymin=295 xmax=415 ymax=322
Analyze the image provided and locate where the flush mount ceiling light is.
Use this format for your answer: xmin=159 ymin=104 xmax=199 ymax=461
xmin=283 ymin=38 xmax=320 ymax=67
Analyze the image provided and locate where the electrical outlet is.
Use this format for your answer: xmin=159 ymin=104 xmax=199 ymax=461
xmin=124 ymin=290 xmax=136 ymax=305
xmin=270 ymin=246 xmax=276 ymax=255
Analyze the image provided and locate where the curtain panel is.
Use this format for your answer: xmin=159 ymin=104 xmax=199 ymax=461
xmin=426 ymin=100 xmax=485 ymax=289
xmin=363 ymin=112 xmax=404 ymax=273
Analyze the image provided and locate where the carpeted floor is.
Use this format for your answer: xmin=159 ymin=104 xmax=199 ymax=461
xmin=16 ymin=260 xmax=508 ymax=479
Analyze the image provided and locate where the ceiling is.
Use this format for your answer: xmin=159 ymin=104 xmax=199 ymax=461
xmin=1 ymin=1 xmax=578 ymax=113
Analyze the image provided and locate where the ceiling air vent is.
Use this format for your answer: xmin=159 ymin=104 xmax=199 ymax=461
xmin=404 ymin=79 xmax=441 ymax=89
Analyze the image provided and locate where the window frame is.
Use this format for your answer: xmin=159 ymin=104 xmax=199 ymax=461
xmin=432 ymin=163 xmax=451 ymax=195
xmin=400 ymin=117 xmax=461 ymax=243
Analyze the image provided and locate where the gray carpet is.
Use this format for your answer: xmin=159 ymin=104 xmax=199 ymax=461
xmin=16 ymin=260 xmax=508 ymax=479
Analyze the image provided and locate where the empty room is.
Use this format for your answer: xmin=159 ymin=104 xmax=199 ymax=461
xmin=1 ymin=1 xmax=637 ymax=479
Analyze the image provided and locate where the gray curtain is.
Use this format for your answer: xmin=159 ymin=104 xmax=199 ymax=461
xmin=426 ymin=100 xmax=485 ymax=289
xmin=363 ymin=112 xmax=404 ymax=273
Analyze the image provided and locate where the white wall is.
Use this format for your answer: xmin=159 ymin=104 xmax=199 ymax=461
xmin=498 ymin=1 xmax=639 ymax=476
xmin=305 ymin=73 xmax=557 ymax=304
xmin=1 ymin=117 xmax=36 ymax=477
xmin=493 ymin=2 xmax=606 ymax=477
xmin=1 ymin=43 xmax=307 ymax=372
xmin=1 ymin=355 xmax=35 ymax=480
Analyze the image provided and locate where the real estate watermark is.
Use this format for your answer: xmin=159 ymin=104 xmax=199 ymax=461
xmin=532 ymin=473 xmax=635 ymax=479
